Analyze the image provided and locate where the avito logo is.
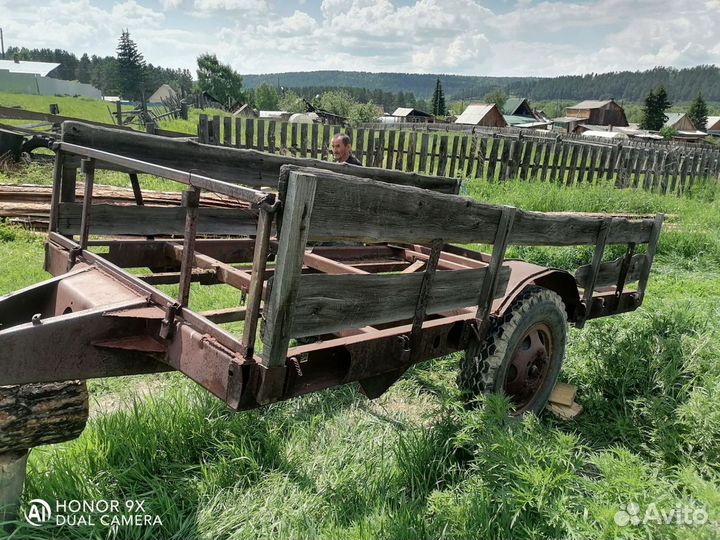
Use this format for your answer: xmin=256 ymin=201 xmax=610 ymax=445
xmin=23 ymin=499 xmax=52 ymax=527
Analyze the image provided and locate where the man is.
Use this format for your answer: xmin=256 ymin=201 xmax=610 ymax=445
xmin=331 ymin=133 xmax=361 ymax=165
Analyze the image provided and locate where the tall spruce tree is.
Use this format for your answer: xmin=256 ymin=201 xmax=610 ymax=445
xmin=640 ymin=85 xmax=671 ymax=131
xmin=431 ymin=78 xmax=446 ymax=116
xmin=687 ymin=93 xmax=708 ymax=132
xmin=116 ymin=30 xmax=146 ymax=101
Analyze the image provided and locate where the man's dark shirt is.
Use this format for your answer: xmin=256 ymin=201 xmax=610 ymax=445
xmin=344 ymin=153 xmax=361 ymax=166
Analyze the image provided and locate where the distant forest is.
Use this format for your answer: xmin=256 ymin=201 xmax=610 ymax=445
xmin=6 ymin=46 xmax=720 ymax=104
xmin=245 ymin=66 xmax=720 ymax=102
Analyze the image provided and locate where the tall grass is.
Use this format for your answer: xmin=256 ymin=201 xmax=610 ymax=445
xmin=1 ymin=171 xmax=719 ymax=538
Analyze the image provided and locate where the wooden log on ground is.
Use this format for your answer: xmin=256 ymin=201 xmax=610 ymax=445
xmin=0 ymin=381 xmax=88 ymax=453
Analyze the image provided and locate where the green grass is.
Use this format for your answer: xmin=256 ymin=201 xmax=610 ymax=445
xmin=0 ymin=92 xmax=131 ymax=125
xmin=1 ymin=171 xmax=719 ymax=539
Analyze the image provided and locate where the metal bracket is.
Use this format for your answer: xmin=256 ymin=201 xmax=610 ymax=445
xmin=67 ymin=246 xmax=82 ymax=270
xmin=159 ymin=302 xmax=181 ymax=340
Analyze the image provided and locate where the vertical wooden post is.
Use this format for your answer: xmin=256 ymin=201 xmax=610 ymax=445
xmin=178 ymin=188 xmax=201 ymax=307
xmin=0 ymin=450 xmax=29 ymax=529
xmin=49 ymin=150 xmax=64 ymax=233
xmin=223 ymin=116 xmax=232 ymax=146
xmin=576 ymin=218 xmax=611 ymax=328
xmin=636 ymin=213 xmax=664 ymax=303
xmin=145 ymin=121 xmax=156 ymax=135
xmin=475 ymin=206 xmax=516 ymax=324
xmin=211 ymin=115 xmax=221 ymax=145
xmin=115 ymin=100 xmax=123 ymax=125
xmin=198 ymin=114 xmax=209 ymax=144
xmin=60 ymin=154 xmax=77 ymax=205
xmin=261 ymin=172 xmax=317 ymax=368
xmin=242 ymin=207 xmax=274 ymax=359
xmin=79 ymin=158 xmax=95 ymax=250
xmin=258 ymin=119 xmax=266 ymax=152
xmin=235 ymin=117 xmax=243 ymax=148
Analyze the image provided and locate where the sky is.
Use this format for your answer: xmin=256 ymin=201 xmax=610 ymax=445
xmin=1 ymin=0 xmax=719 ymax=77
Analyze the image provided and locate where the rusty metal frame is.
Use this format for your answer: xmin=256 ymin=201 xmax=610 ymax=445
xmin=0 ymin=140 xmax=661 ymax=411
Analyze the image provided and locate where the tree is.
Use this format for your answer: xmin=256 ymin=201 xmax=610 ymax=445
xmin=196 ymin=53 xmax=245 ymax=108
xmin=640 ymin=85 xmax=671 ymax=131
xmin=687 ymin=93 xmax=708 ymax=132
xmin=484 ymin=88 xmax=508 ymax=110
xmin=431 ymin=78 xmax=446 ymax=116
xmin=116 ymin=30 xmax=146 ymax=101
xmin=317 ymin=90 xmax=355 ymax=118
xmin=278 ymin=90 xmax=305 ymax=113
xmin=349 ymin=101 xmax=380 ymax=125
xmin=76 ymin=53 xmax=91 ymax=84
xmin=254 ymin=83 xmax=280 ymax=110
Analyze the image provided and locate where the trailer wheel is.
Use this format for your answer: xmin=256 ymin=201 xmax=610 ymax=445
xmin=21 ymin=135 xmax=54 ymax=159
xmin=459 ymin=286 xmax=567 ymax=415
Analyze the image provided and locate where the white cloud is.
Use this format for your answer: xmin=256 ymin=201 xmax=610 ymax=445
xmin=2 ymin=0 xmax=720 ymax=78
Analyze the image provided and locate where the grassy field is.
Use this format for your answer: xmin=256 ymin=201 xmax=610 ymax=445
xmin=0 ymin=161 xmax=719 ymax=539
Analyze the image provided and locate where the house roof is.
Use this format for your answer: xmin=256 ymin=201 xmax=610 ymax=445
xmin=503 ymin=97 xmax=529 ymax=115
xmin=664 ymin=112 xmax=687 ymax=127
xmin=0 ymin=59 xmax=60 ymax=76
xmin=568 ymin=100 xmax=613 ymax=110
xmin=504 ymin=114 xmax=539 ymax=126
xmin=455 ymin=104 xmax=496 ymax=125
xmin=706 ymin=116 xmax=720 ymax=130
xmin=392 ymin=107 xmax=432 ymax=117
xmin=147 ymin=84 xmax=177 ymax=103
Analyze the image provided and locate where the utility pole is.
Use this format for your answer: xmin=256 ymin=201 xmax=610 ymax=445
xmin=1 ymin=28 xmax=5 ymax=60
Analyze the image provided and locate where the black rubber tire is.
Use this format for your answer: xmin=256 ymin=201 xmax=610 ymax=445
xmin=21 ymin=136 xmax=54 ymax=158
xmin=459 ymin=286 xmax=567 ymax=415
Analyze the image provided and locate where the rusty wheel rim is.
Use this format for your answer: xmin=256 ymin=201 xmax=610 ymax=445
xmin=504 ymin=322 xmax=554 ymax=413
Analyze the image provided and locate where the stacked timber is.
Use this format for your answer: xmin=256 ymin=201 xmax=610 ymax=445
xmin=0 ymin=183 xmax=249 ymax=230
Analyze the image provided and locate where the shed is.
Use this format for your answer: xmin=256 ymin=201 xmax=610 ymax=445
xmin=233 ymin=104 xmax=258 ymax=118
xmin=706 ymin=116 xmax=720 ymax=134
xmin=455 ymin=104 xmax=507 ymax=128
xmin=502 ymin=97 xmax=534 ymax=117
xmin=0 ymin=59 xmax=60 ymax=77
xmin=565 ymin=99 xmax=628 ymax=126
xmin=147 ymin=84 xmax=177 ymax=104
xmin=664 ymin=112 xmax=696 ymax=132
xmin=391 ymin=107 xmax=434 ymax=123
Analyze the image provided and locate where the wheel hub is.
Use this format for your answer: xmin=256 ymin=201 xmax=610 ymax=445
xmin=504 ymin=322 xmax=554 ymax=412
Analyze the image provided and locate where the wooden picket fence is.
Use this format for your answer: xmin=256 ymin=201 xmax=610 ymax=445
xmin=198 ymin=114 xmax=720 ymax=195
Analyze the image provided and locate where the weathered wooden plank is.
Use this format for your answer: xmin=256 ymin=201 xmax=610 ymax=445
xmin=296 ymin=167 xmax=656 ymax=246
xmin=291 ymin=265 xmax=511 ymax=337
xmin=310 ymin=123 xmax=319 ymax=160
xmin=447 ymin=135 xmax=458 ymax=177
xmin=268 ymin=120 xmax=276 ymax=153
xmin=374 ymin=130 xmax=385 ymax=168
xmin=262 ymin=172 xmax=318 ymax=367
xmin=244 ymin=118 xmax=254 ymax=150
xmin=394 ymin=131 xmax=405 ymax=170
xmin=234 ymin=117 xmax=243 ymax=148
xmin=407 ymin=131 xmax=417 ymax=173
xmin=575 ymin=253 xmax=646 ymax=289
xmin=584 ymin=146 xmax=597 ymax=183
xmin=500 ymin=139 xmax=512 ymax=181
xmin=474 ymin=137 xmax=487 ymax=179
xmin=280 ymin=122 xmax=288 ymax=153
xmin=428 ymin=133 xmax=438 ymax=175
xmin=223 ymin=116 xmax=232 ymax=146
xmin=486 ymin=137 xmax=499 ymax=182
xmin=321 ymin=124 xmax=331 ymax=161
xmin=300 ymin=123 xmax=308 ymax=158
xmin=456 ymin=134 xmax=468 ymax=177
xmin=355 ymin=128 xmax=365 ymax=163
xmin=365 ymin=129 xmax=375 ymax=167
xmin=257 ymin=119 xmax=265 ymax=152
xmin=385 ymin=129 xmax=396 ymax=171
xmin=437 ymin=135 xmax=449 ymax=177
xmin=212 ymin=115 xmax=221 ymax=146
xmin=198 ymin=115 xmax=209 ymax=144
xmin=57 ymin=203 xmax=258 ymax=236
xmin=541 ymin=140 xmax=553 ymax=181
xmin=419 ymin=132 xmax=429 ymax=173
xmin=520 ymin=140 xmax=533 ymax=180
xmin=62 ymin=122 xmax=459 ymax=193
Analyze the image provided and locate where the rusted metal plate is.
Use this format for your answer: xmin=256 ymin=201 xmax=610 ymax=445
xmin=93 ymin=335 xmax=166 ymax=353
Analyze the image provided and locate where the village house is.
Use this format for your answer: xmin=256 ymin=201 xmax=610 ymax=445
xmin=391 ymin=107 xmax=434 ymax=123
xmin=455 ymin=103 xmax=507 ymax=128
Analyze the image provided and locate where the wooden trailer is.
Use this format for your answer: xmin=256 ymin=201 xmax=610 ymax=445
xmin=0 ymin=122 xmax=663 ymax=524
